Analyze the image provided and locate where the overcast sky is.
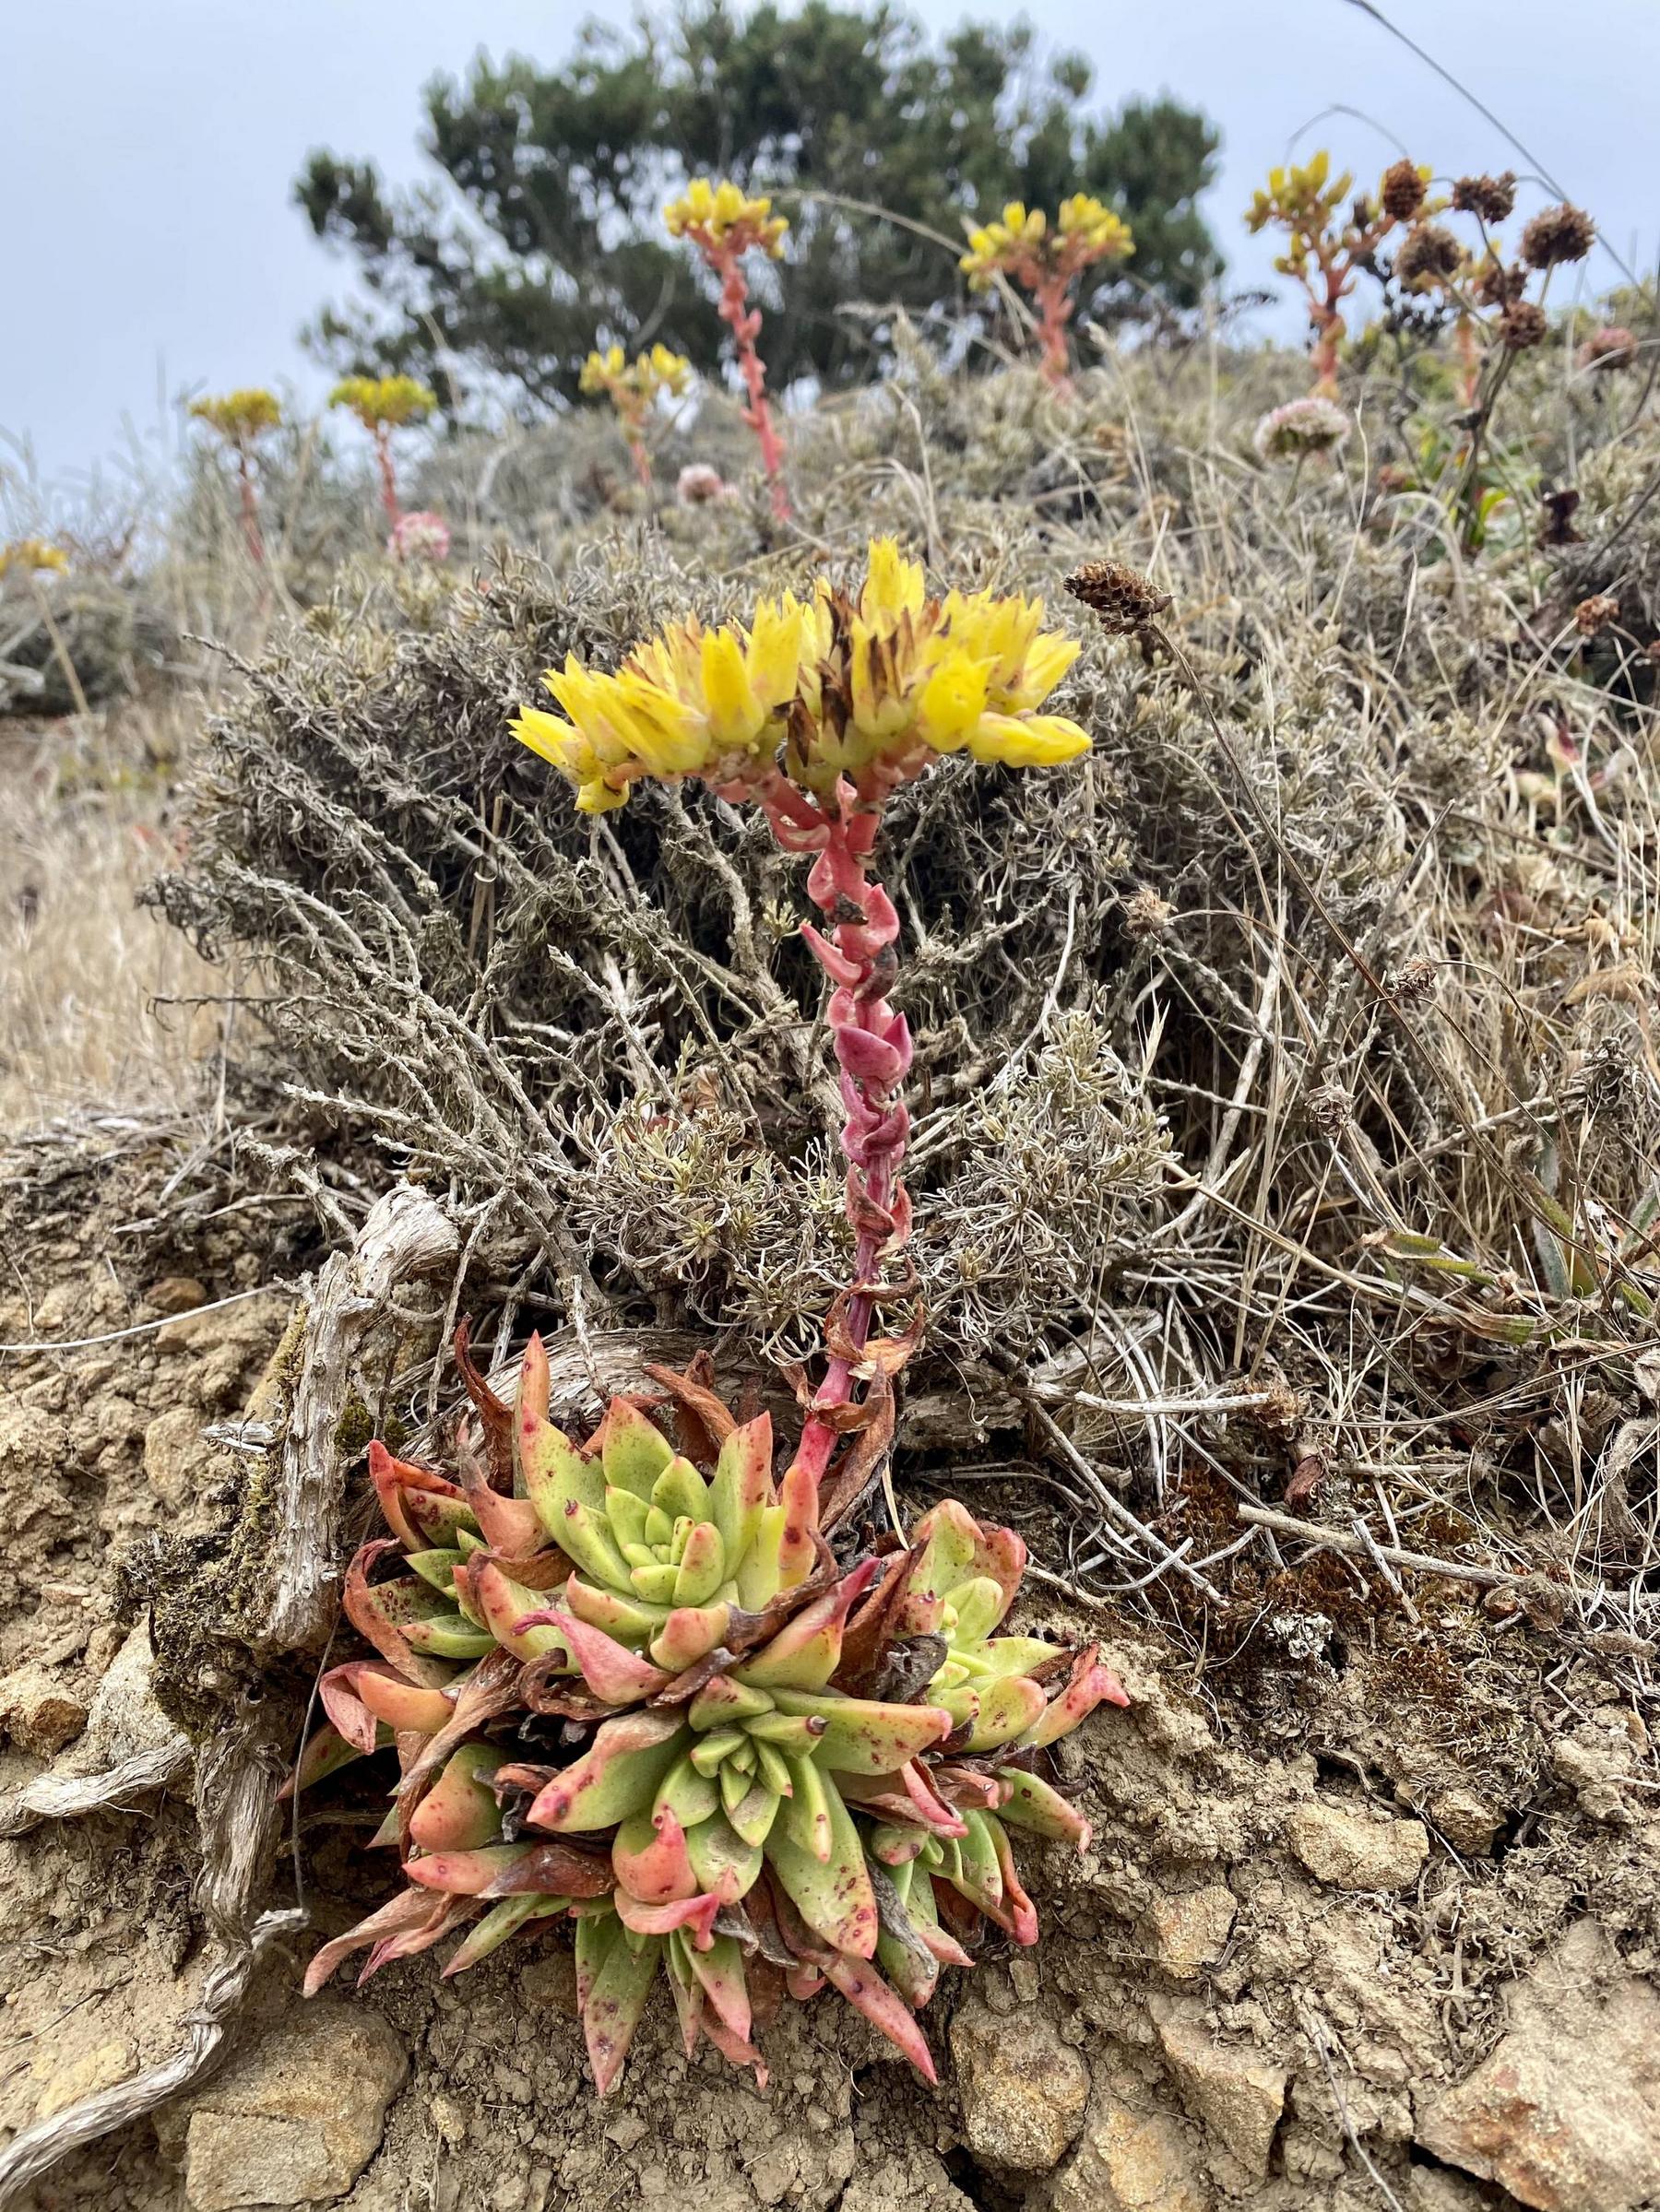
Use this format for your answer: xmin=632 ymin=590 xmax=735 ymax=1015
xmin=6 ymin=0 xmax=1656 ymax=490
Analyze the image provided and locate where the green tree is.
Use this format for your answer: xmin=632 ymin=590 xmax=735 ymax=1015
xmin=296 ymin=2 xmax=1221 ymax=416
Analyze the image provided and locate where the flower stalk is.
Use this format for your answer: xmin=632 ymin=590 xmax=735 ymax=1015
xmin=329 ymin=375 xmax=437 ymax=529
xmin=188 ymin=389 xmax=283 ymax=567
xmin=664 ymin=180 xmax=791 ymax=519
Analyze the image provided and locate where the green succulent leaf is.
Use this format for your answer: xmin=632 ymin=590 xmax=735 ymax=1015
xmin=599 ymin=1400 xmax=677 ymax=1500
xmin=766 ymin=1767 xmax=878 ymax=1958
xmin=528 ymin=1709 xmax=687 ymax=1832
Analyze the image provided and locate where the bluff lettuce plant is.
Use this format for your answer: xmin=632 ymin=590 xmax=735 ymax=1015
xmin=188 ymin=389 xmax=283 ymax=566
xmin=329 ymin=373 xmax=437 ymax=528
xmin=663 ymin=180 xmax=790 ymax=519
xmin=959 ymin=195 xmax=1133 ymax=386
xmin=580 ymin=344 xmax=694 ymax=487
xmin=299 ymin=539 xmax=1122 ymax=2093
xmin=1245 ymin=153 xmax=1429 ymax=392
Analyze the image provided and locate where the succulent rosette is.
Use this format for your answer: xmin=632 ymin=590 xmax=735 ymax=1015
xmin=295 ymin=1341 xmax=1125 ymax=2093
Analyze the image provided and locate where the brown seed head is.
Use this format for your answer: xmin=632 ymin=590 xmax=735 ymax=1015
xmin=1307 ymin=1082 xmax=1352 ymax=1134
xmin=1471 ymin=255 xmax=1524 ymax=309
xmin=1064 ymin=560 xmax=1172 ymax=637
xmin=1387 ymin=955 xmax=1439 ymax=1005
xmin=1393 ymin=222 xmax=1463 ymax=288
xmin=1499 ymin=299 xmax=1548 ymax=351
xmin=1380 ymin=160 xmax=1427 ymax=222
xmin=1521 ymin=202 xmax=1595 ymax=269
xmin=1121 ymin=885 xmax=1174 ymax=941
xmin=1574 ymin=593 xmax=1619 ymax=636
xmin=1451 ymin=172 xmax=1517 ymax=225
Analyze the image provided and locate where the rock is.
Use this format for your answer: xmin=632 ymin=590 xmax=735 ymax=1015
xmin=1150 ymin=2000 xmax=1286 ymax=2180
xmin=32 ymin=2038 xmax=134 ymax=2121
xmin=1285 ymin=1800 xmax=1429 ymax=1890
xmin=1147 ymin=1886 xmax=1237 ymax=1980
xmin=1050 ymin=2090 xmax=1211 ymax=2212
xmin=145 ymin=1275 xmax=209 ymax=1314
xmin=144 ymin=1405 xmax=211 ymax=1508
xmin=841 ymin=2149 xmax=978 ymax=2210
xmin=1428 ymin=1785 xmax=1503 ymax=1856
xmin=0 ymin=1660 xmax=88 ymax=1757
xmin=950 ymin=1995 xmax=1090 ymax=2174
xmin=1416 ymin=1920 xmax=1660 ymax=2211
xmin=172 ymin=2005 xmax=406 ymax=2209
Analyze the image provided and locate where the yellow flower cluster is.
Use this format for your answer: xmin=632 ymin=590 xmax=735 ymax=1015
xmin=579 ymin=345 xmax=693 ymax=406
xmin=328 ymin=375 xmax=437 ymax=430
xmin=960 ymin=195 xmax=1133 ymax=289
xmin=189 ymin=388 xmax=283 ymax=442
xmin=1244 ymin=152 xmax=1353 ymax=246
xmin=0 ymin=538 xmax=70 ymax=579
xmin=663 ymin=177 xmax=788 ymax=259
xmin=513 ymin=538 xmax=1089 ymax=815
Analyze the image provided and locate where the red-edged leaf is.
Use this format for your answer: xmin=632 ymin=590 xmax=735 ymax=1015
xmin=455 ymin=1318 xmax=516 ymax=1488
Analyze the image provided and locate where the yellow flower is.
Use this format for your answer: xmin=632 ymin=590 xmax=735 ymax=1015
xmin=663 ymin=175 xmax=788 ymax=259
xmin=328 ymin=375 xmax=436 ymax=430
xmin=512 ymin=540 xmax=1089 ymax=813
xmin=959 ymin=194 xmax=1132 ymax=289
xmin=0 ymin=538 xmax=70 ymax=579
xmin=190 ymin=388 xmax=283 ymax=442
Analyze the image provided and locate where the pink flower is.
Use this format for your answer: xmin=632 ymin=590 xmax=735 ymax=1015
xmin=388 ymin=510 xmax=451 ymax=562
xmin=676 ymin=463 xmax=732 ymax=506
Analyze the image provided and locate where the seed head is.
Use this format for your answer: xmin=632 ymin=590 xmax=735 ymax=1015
xmin=1121 ymin=885 xmax=1173 ymax=940
xmin=1063 ymin=559 xmax=1172 ymax=637
xmin=1380 ymin=160 xmax=1428 ymax=222
xmin=1451 ymin=172 xmax=1517 ymax=224
xmin=1307 ymin=1082 xmax=1352 ymax=1134
xmin=1574 ymin=594 xmax=1619 ymax=636
xmin=1393 ymin=221 xmax=1463 ymax=288
xmin=1499 ymin=300 xmax=1548 ymax=352
xmin=1387 ymin=955 xmax=1439 ymax=1005
xmin=1521 ymin=203 xmax=1595 ymax=269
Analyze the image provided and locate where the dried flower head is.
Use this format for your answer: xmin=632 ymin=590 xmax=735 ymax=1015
xmin=1063 ymin=559 xmax=1172 ymax=640
xmin=1574 ymin=594 xmax=1620 ymax=637
xmin=1521 ymin=203 xmax=1595 ymax=269
xmin=388 ymin=511 xmax=451 ymax=564
xmin=1121 ymin=885 xmax=1173 ymax=941
xmin=189 ymin=388 xmax=282 ymax=443
xmin=1380 ymin=160 xmax=1429 ymax=222
xmin=676 ymin=463 xmax=732 ymax=505
xmin=1252 ymin=395 xmax=1352 ymax=463
xmin=663 ymin=177 xmax=788 ymax=260
xmin=1387 ymin=955 xmax=1439 ymax=1005
xmin=514 ymin=538 xmax=1089 ymax=815
xmin=328 ymin=374 xmax=437 ymax=431
xmin=0 ymin=538 xmax=70 ymax=579
xmin=1578 ymin=325 xmax=1636 ymax=373
xmin=1451 ymin=172 xmax=1517 ymax=224
xmin=1307 ymin=1082 xmax=1352 ymax=1134
xmin=1393 ymin=221 xmax=1464 ymax=289
xmin=1499 ymin=300 xmax=1549 ymax=351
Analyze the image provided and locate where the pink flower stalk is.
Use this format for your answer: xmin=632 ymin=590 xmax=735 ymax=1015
xmin=664 ymin=180 xmax=791 ymax=521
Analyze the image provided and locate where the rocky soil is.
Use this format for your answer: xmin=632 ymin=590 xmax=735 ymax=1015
xmin=2 ymin=1133 xmax=1656 ymax=2212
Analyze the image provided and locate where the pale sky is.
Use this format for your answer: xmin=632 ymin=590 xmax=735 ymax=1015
xmin=6 ymin=0 xmax=1656 ymax=488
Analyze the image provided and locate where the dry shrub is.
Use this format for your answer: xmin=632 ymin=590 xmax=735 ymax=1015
xmin=144 ymin=341 xmax=1660 ymax=1638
